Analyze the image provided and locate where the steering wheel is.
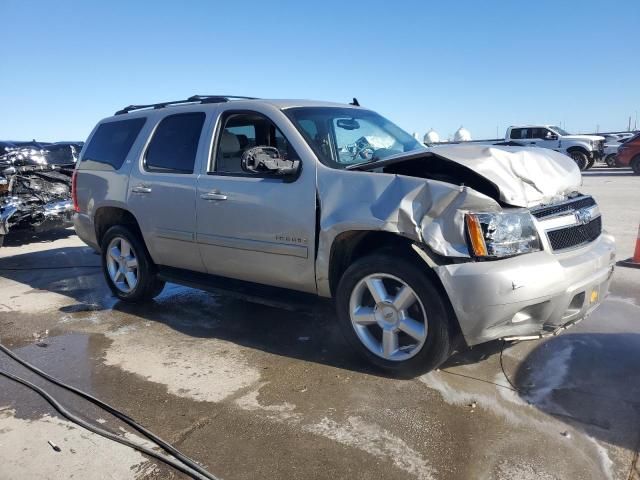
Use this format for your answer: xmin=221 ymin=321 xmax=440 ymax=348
xmin=351 ymin=144 xmax=375 ymax=162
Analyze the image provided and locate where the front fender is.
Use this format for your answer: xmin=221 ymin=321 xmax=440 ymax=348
xmin=314 ymin=167 xmax=500 ymax=297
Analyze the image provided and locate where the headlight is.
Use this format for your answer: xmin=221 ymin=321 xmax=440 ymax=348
xmin=465 ymin=211 xmax=541 ymax=258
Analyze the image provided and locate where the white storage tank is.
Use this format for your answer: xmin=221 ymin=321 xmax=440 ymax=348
xmin=424 ymin=129 xmax=440 ymax=144
xmin=454 ymin=126 xmax=471 ymax=142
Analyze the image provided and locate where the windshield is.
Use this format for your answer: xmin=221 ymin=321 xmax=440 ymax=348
xmin=285 ymin=107 xmax=425 ymax=168
xmin=549 ymin=125 xmax=571 ymax=136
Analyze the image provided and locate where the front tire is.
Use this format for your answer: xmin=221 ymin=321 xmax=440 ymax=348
xmin=632 ymin=156 xmax=640 ymax=175
xmin=335 ymin=253 xmax=452 ymax=376
xmin=605 ymin=154 xmax=617 ymax=168
xmin=101 ymin=225 xmax=165 ymax=302
xmin=568 ymin=150 xmax=589 ymax=170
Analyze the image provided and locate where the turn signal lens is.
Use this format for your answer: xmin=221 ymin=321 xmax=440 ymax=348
xmin=465 ymin=214 xmax=488 ymax=256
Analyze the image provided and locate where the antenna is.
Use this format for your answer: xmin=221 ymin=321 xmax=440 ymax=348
xmin=350 ymin=98 xmax=360 ymax=107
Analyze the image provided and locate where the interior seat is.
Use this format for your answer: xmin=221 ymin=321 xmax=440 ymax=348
xmin=217 ymin=130 xmax=242 ymax=173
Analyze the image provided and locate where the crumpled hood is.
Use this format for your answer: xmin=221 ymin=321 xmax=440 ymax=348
xmin=427 ymin=144 xmax=582 ymax=207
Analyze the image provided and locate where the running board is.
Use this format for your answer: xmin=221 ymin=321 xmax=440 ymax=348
xmin=157 ymin=266 xmax=326 ymax=313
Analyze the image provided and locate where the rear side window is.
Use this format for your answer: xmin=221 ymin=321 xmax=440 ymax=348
xmin=510 ymin=128 xmax=531 ymax=139
xmin=145 ymin=113 xmax=205 ymax=173
xmin=82 ymin=118 xmax=146 ymax=169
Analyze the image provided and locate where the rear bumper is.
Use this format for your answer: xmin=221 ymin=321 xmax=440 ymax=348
xmin=435 ymin=233 xmax=616 ymax=346
xmin=73 ymin=212 xmax=99 ymax=251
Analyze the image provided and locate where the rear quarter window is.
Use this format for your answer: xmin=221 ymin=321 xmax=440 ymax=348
xmin=82 ymin=118 xmax=146 ymax=169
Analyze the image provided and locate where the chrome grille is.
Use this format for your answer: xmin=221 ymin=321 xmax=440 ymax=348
xmin=533 ymin=195 xmax=602 ymax=252
xmin=547 ymin=216 xmax=602 ymax=251
xmin=532 ymin=195 xmax=596 ymax=219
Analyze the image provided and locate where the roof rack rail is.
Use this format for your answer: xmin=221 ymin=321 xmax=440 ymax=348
xmin=114 ymin=95 xmax=258 ymax=115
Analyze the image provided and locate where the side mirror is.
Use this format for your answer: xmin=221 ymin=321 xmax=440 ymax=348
xmin=241 ymin=146 xmax=301 ymax=179
xmin=546 ymin=133 xmax=558 ymax=141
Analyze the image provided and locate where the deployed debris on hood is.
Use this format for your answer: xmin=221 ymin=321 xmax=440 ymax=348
xmin=0 ymin=141 xmax=82 ymax=245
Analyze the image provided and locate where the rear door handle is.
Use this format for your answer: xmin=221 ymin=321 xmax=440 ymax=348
xmin=200 ymin=191 xmax=228 ymax=201
xmin=131 ymin=184 xmax=152 ymax=194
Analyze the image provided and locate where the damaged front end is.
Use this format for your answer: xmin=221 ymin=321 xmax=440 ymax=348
xmin=316 ymin=144 xmax=615 ymax=346
xmin=0 ymin=143 xmax=80 ymax=245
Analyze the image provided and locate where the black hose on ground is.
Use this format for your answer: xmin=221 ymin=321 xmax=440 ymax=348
xmin=499 ymin=340 xmax=521 ymax=392
xmin=0 ymin=343 xmax=219 ymax=480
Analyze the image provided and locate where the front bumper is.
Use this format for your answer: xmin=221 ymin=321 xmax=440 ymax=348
xmin=435 ymin=233 xmax=616 ymax=346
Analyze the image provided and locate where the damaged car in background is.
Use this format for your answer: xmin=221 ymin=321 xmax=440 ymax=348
xmin=0 ymin=141 xmax=82 ymax=246
xmin=73 ymin=97 xmax=615 ymax=375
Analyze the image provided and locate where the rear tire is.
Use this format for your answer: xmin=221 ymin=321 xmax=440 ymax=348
xmin=335 ymin=253 xmax=452 ymax=376
xmin=101 ymin=225 xmax=165 ymax=302
xmin=632 ymin=156 xmax=640 ymax=175
xmin=568 ymin=150 xmax=589 ymax=170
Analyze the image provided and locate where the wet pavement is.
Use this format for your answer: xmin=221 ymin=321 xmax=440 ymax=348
xmin=0 ymin=167 xmax=639 ymax=480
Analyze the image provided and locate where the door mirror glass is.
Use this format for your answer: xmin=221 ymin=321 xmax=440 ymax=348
xmin=241 ymin=146 xmax=301 ymax=177
xmin=545 ymin=131 xmax=558 ymax=140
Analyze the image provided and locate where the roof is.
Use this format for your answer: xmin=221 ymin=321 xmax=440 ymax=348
xmin=112 ymin=96 xmax=363 ymax=116
xmin=508 ymin=124 xmax=557 ymax=128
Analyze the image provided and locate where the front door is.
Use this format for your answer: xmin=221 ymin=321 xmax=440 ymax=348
xmin=195 ymin=108 xmax=317 ymax=293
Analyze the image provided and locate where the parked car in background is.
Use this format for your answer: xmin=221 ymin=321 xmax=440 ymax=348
xmin=616 ymin=132 xmax=640 ymax=173
xmin=600 ymin=133 xmax=635 ymax=167
xmin=73 ymin=96 xmax=615 ymax=375
xmin=506 ymin=125 xmax=605 ymax=170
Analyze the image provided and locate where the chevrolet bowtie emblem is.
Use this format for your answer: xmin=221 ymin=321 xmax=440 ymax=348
xmin=574 ymin=208 xmax=592 ymax=226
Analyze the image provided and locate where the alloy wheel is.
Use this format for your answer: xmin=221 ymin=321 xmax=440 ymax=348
xmin=106 ymin=236 xmax=139 ymax=293
xmin=348 ymin=273 xmax=428 ymax=361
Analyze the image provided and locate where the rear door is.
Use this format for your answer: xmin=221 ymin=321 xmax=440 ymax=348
xmin=195 ymin=106 xmax=317 ymax=293
xmin=509 ymin=128 xmax=531 ymax=144
xmin=127 ymin=111 xmax=208 ymax=272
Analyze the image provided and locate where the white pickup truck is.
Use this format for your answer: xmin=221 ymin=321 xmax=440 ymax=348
xmin=505 ymin=125 xmax=605 ymax=170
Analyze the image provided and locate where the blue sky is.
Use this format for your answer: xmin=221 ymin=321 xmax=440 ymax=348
xmin=1 ymin=0 xmax=638 ymax=142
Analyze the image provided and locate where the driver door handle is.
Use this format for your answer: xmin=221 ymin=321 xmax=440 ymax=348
xmin=131 ymin=184 xmax=152 ymax=194
xmin=200 ymin=191 xmax=228 ymax=201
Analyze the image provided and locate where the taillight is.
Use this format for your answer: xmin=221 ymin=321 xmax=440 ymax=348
xmin=71 ymin=170 xmax=79 ymax=212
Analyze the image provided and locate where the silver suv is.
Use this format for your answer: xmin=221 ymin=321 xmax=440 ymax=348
xmin=73 ymin=95 xmax=615 ymax=375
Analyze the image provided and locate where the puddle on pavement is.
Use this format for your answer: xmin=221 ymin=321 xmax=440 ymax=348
xmin=0 ymin=332 xmax=107 ymax=421
xmin=0 ymin=280 xmax=637 ymax=480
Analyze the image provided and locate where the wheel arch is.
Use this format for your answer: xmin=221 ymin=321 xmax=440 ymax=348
xmin=327 ymin=230 xmax=463 ymax=344
xmin=94 ymin=206 xmax=144 ymax=248
xmin=566 ymin=145 xmax=591 ymax=156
